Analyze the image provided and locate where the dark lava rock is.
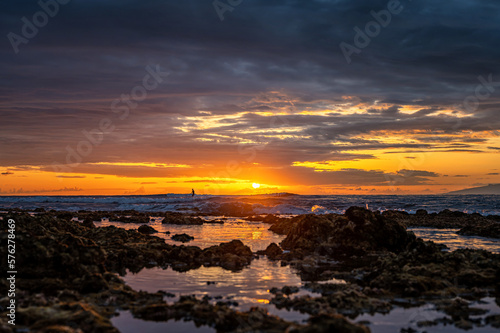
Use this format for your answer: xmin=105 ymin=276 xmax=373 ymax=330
xmin=248 ymin=214 xmax=287 ymax=224
xmin=363 ymin=245 xmax=500 ymax=298
xmin=0 ymin=212 xmax=261 ymax=332
xmin=70 ymin=210 xmax=150 ymax=224
xmin=111 ymin=211 xmax=150 ymax=224
xmin=199 ymin=240 xmax=253 ymax=270
xmin=171 ymin=233 xmax=195 ymax=243
xmin=382 ymin=209 xmax=495 ymax=229
xmin=458 ymin=222 xmax=500 ymax=239
xmin=245 ymin=215 xmax=265 ymax=221
xmin=282 ymin=286 xmax=300 ymax=295
xmin=289 ymin=314 xmax=369 ymax=333
xmin=486 ymin=314 xmax=500 ymax=328
xmin=83 ymin=224 xmax=172 ymax=274
xmin=269 ymin=217 xmax=300 ymax=235
xmin=208 ymin=202 xmax=255 ymax=217
xmin=137 ymin=225 xmax=158 ymax=234
xmin=257 ymin=243 xmax=283 ymax=259
xmin=280 ymin=207 xmax=410 ymax=258
xmin=17 ymin=302 xmax=118 ymax=333
xmin=132 ymin=295 xmax=368 ymax=333
xmin=162 ymin=212 xmax=203 ymax=225
xmin=82 ymin=218 xmax=96 ymax=228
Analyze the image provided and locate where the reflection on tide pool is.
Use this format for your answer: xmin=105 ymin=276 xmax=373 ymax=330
xmin=409 ymin=228 xmax=500 ymax=253
xmin=96 ymin=217 xmax=284 ymax=251
xmin=100 ymin=216 xmax=500 ymax=330
xmin=124 ymin=257 xmax=345 ymax=322
xmin=356 ymin=297 xmax=500 ymax=333
xmin=111 ymin=311 xmax=215 ymax=333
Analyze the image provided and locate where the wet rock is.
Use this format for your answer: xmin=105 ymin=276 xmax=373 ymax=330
xmin=162 ymin=212 xmax=203 ymax=225
xmin=458 ymin=222 xmax=500 ymax=239
xmin=280 ymin=207 xmax=410 ymax=259
xmin=269 ymin=216 xmax=299 ymax=235
xmin=436 ymin=297 xmax=488 ymax=322
xmin=137 ymin=225 xmax=158 ymax=234
xmin=0 ymin=318 xmax=13 ymax=333
xmin=171 ymin=233 xmax=195 ymax=243
xmin=288 ymin=313 xmax=369 ymax=333
xmin=247 ymin=214 xmax=288 ymax=224
xmin=382 ymin=209 xmax=495 ymax=229
xmin=78 ymin=273 xmax=109 ymax=294
xmin=416 ymin=209 xmax=428 ymax=216
xmin=199 ymin=240 xmax=253 ymax=270
xmin=207 ymin=202 xmax=255 ymax=217
xmin=56 ymin=211 xmax=76 ymax=221
xmin=5 ymin=208 xmax=499 ymax=332
xmin=111 ymin=211 xmax=150 ymax=224
xmin=69 ymin=210 xmax=151 ymax=224
xmin=271 ymin=284 xmax=392 ymax=319
xmin=282 ymin=286 xmax=300 ymax=295
xmin=245 ymin=215 xmax=265 ymax=221
xmin=18 ymin=302 xmax=118 ymax=332
xmin=133 ymin=298 xmax=292 ymax=331
xmin=133 ymin=296 xmax=368 ymax=333
xmin=486 ymin=314 xmax=500 ymax=328
xmin=82 ymin=218 xmax=96 ymax=229
xmin=364 ymin=246 xmax=500 ymax=298
xmin=400 ymin=328 xmax=418 ymax=333
xmin=256 ymin=243 xmax=283 ymax=259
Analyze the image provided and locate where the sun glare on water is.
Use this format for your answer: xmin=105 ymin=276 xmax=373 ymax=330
xmin=252 ymin=183 xmax=260 ymax=189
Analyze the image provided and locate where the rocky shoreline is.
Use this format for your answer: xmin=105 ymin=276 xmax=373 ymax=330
xmin=1 ymin=208 xmax=499 ymax=332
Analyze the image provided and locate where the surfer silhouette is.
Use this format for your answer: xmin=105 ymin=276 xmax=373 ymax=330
xmin=191 ymin=188 xmax=195 ymax=197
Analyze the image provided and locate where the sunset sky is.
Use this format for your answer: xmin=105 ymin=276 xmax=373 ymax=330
xmin=1 ymin=0 xmax=500 ymax=195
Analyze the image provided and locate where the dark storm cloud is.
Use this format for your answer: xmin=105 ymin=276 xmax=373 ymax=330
xmin=281 ymin=167 xmax=440 ymax=186
xmin=1 ymin=0 xmax=500 ymax=169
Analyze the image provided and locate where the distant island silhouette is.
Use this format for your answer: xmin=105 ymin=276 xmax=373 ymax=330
xmin=448 ymin=184 xmax=500 ymax=195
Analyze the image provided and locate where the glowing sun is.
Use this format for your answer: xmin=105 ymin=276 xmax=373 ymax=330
xmin=252 ymin=183 xmax=261 ymax=189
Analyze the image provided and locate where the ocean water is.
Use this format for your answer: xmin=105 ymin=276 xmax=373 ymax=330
xmin=1 ymin=194 xmax=499 ymax=215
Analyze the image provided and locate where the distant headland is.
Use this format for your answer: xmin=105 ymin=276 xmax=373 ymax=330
xmin=448 ymin=184 xmax=500 ymax=195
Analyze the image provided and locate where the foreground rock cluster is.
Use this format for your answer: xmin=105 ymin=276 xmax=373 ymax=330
xmin=258 ymin=207 xmax=500 ymax=330
xmin=383 ymin=209 xmax=500 ymax=238
xmin=0 ymin=211 xmax=370 ymax=332
xmin=1 ymin=207 xmax=499 ymax=332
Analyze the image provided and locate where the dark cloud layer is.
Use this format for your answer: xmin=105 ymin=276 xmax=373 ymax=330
xmin=1 ymin=0 xmax=499 ymax=180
